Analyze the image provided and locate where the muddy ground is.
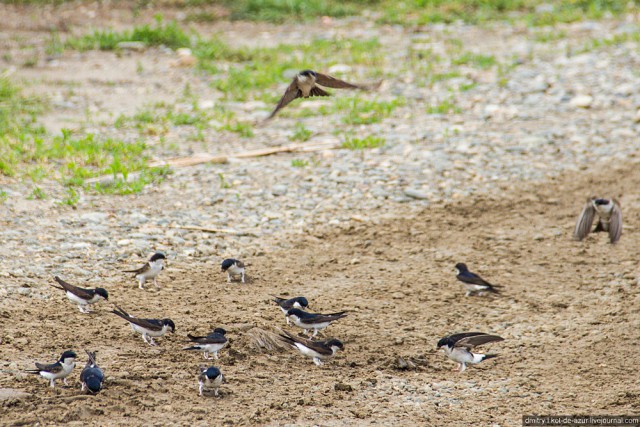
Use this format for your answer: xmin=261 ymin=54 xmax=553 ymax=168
xmin=2 ymin=158 xmax=639 ymax=426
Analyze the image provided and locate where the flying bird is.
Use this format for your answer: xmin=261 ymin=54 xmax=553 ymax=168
xmin=266 ymin=69 xmax=369 ymax=119
xmin=221 ymin=259 xmax=245 ymax=283
xmin=198 ymin=366 xmax=224 ymax=396
xmin=279 ymin=330 xmax=344 ymax=366
xmin=455 ymin=263 xmax=500 ymax=296
xmin=50 ymin=276 xmax=109 ymax=313
xmin=574 ymin=197 xmax=622 ymax=244
xmin=80 ymin=350 xmax=104 ymax=394
xmin=286 ymin=308 xmax=347 ymax=337
xmin=112 ymin=305 xmax=175 ymax=346
xmin=272 ymin=296 xmax=309 ymax=324
xmin=25 ymin=350 xmax=77 ymax=388
xmin=437 ymin=332 xmax=504 ymax=372
xmin=123 ymin=252 xmax=166 ymax=289
xmin=183 ymin=328 xmax=228 ymax=359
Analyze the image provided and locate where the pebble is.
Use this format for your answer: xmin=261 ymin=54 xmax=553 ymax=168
xmin=404 ymin=188 xmax=430 ymax=200
xmin=272 ymin=185 xmax=288 ymax=196
xmin=570 ymin=95 xmax=593 ymax=108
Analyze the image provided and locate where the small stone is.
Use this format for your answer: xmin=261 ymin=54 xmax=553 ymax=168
xmin=404 ymin=188 xmax=429 ymax=200
xmin=116 ymin=41 xmax=146 ymax=51
xmin=334 ymin=382 xmax=353 ymax=392
xmin=117 ymin=239 xmax=131 ymax=246
xmin=570 ymin=95 xmax=593 ymax=108
xmin=81 ymin=212 xmax=108 ymax=223
xmin=272 ymin=185 xmax=288 ymax=196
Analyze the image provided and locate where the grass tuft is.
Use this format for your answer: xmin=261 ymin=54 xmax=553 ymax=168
xmin=342 ymin=135 xmax=385 ymax=150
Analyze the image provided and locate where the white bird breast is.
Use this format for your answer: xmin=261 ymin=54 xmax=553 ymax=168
xmin=294 ymin=343 xmax=325 ymax=359
xmin=132 ymin=323 xmax=168 ymax=337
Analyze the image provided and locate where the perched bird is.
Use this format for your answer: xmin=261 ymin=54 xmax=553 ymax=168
xmin=198 ymin=366 xmax=224 ymax=397
xmin=50 ymin=276 xmax=109 ymax=313
xmin=279 ymin=330 xmax=344 ymax=366
xmin=437 ymin=332 xmax=504 ymax=372
xmin=574 ymin=197 xmax=622 ymax=244
xmin=266 ymin=69 xmax=368 ymax=119
xmin=286 ymin=308 xmax=347 ymax=337
xmin=80 ymin=350 xmax=104 ymax=394
xmin=25 ymin=350 xmax=77 ymax=388
xmin=455 ymin=263 xmax=500 ymax=297
xmin=183 ymin=328 xmax=228 ymax=359
xmin=272 ymin=296 xmax=309 ymax=324
xmin=221 ymin=259 xmax=245 ymax=283
xmin=112 ymin=305 xmax=175 ymax=346
xmin=124 ymin=252 xmax=166 ymax=289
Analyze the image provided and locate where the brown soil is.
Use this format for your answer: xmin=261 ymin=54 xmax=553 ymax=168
xmin=2 ymin=158 xmax=639 ymax=426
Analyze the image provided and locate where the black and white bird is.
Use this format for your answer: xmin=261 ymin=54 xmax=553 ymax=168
xmin=455 ymin=263 xmax=500 ymax=297
xmin=112 ymin=305 xmax=175 ymax=346
xmin=437 ymin=332 xmax=504 ymax=372
xmin=272 ymin=296 xmax=309 ymax=324
xmin=574 ymin=197 xmax=622 ymax=244
xmin=123 ymin=252 xmax=166 ymax=289
xmin=221 ymin=259 xmax=245 ymax=283
xmin=198 ymin=366 xmax=224 ymax=396
xmin=279 ymin=330 xmax=344 ymax=366
xmin=50 ymin=276 xmax=109 ymax=313
xmin=25 ymin=350 xmax=77 ymax=388
xmin=80 ymin=350 xmax=104 ymax=394
xmin=286 ymin=308 xmax=347 ymax=337
xmin=266 ymin=70 xmax=368 ymax=119
xmin=183 ymin=328 xmax=228 ymax=359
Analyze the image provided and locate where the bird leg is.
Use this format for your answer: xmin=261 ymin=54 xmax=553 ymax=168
xmin=227 ymin=273 xmax=231 ymax=283
xmin=153 ymin=277 xmax=160 ymax=289
xmin=312 ymin=329 xmax=319 ymax=337
xmin=285 ymin=317 xmax=290 ymax=325
xmin=138 ymin=279 xmax=145 ymax=290
xmin=81 ymin=382 xmax=86 ymax=392
xmin=213 ymin=351 xmax=219 ymax=360
xmin=50 ymin=379 xmax=55 ymax=388
xmin=199 ymin=383 xmax=204 ymax=396
xmin=241 ymin=272 xmax=245 ymax=283
xmin=203 ymin=352 xmax=210 ymax=360
xmin=214 ymin=388 xmax=219 ymax=397
xmin=313 ymin=357 xmax=324 ymax=366
xmin=63 ymin=378 xmax=69 ymax=386
xmin=148 ymin=336 xmax=157 ymax=346
xmin=459 ymin=363 xmax=467 ymax=373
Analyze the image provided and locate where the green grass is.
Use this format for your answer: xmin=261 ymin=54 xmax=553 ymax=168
xmin=453 ymin=52 xmax=497 ymax=69
xmin=426 ymin=98 xmax=462 ymax=114
xmin=290 ymin=123 xmax=312 ymax=142
xmin=64 ymin=16 xmax=191 ymax=51
xmin=291 ymin=158 xmax=310 ymax=167
xmin=0 ymin=78 xmax=169 ymax=195
xmin=376 ymin=0 xmax=640 ymax=27
xmin=342 ymin=135 xmax=385 ymax=150
xmin=323 ymin=96 xmax=405 ymax=125
xmin=224 ymin=0 xmax=367 ymax=23
xmin=27 ymin=186 xmax=46 ymax=200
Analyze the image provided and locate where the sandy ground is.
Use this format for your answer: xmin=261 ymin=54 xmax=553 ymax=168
xmin=2 ymin=157 xmax=639 ymax=426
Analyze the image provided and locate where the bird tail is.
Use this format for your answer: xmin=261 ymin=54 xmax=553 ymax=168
xmin=112 ymin=305 xmax=130 ymax=319
xmin=85 ymin=350 xmax=97 ymax=367
xmin=309 ymin=86 xmax=330 ymax=97
xmin=270 ymin=295 xmax=287 ymax=305
xmin=328 ymin=311 xmax=348 ymax=318
xmin=278 ymin=330 xmax=298 ymax=347
xmin=182 ymin=346 xmax=201 ymax=351
xmin=24 ymin=369 xmax=41 ymax=374
xmin=481 ymin=354 xmax=499 ymax=362
xmin=51 ymin=276 xmax=67 ymax=290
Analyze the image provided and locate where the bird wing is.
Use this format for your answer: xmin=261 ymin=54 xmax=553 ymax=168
xmin=266 ymin=80 xmax=302 ymax=120
xmin=315 ymin=72 xmax=363 ymax=90
xmin=187 ymin=333 xmax=226 ymax=344
xmin=456 ymin=272 xmax=493 ymax=288
xmin=123 ymin=263 xmax=150 ymax=275
xmin=236 ymin=260 xmax=245 ymax=268
xmin=609 ymin=200 xmax=622 ymax=244
xmin=574 ymin=199 xmax=596 ymax=241
xmin=112 ymin=305 xmax=164 ymax=331
xmin=299 ymin=311 xmax=347 ymax=324
xmin=34 ymin=362 xmax=63 ymax=373
xmin=53 ymin=276 xmax=95 ymax=300
xmin=279 ymin=330 xmax=333 ymax=356
xmin=455 ymin=334 xmax=504 ymax=350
